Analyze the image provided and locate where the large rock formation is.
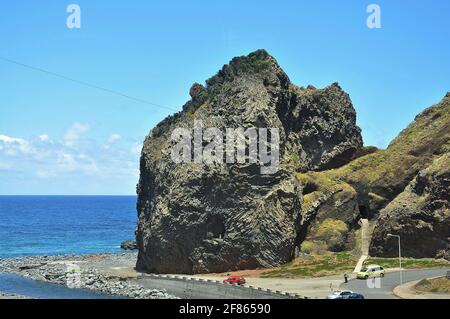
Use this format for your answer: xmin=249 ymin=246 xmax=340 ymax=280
xmin=136 ymin=50 xmax=450 ymax=274
xmin=136 ymin=50 xmax=363 ymax=274
xmin=370 ymin=153 xmax=450 ymax=259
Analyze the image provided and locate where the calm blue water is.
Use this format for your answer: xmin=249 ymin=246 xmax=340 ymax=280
xmin=0 ymin=274 xmax=123 ymax=299
xmin=0 ymin=196 xmax=137 ymax=258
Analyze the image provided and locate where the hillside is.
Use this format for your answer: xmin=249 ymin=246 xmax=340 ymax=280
xmin=296 ymin=94 xmax=449 ymax=256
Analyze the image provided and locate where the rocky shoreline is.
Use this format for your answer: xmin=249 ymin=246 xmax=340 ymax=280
xmin=0 ymin=252 xmax=177 ymax=299
xmin=0 ymin=292 xmax=30 ymax=299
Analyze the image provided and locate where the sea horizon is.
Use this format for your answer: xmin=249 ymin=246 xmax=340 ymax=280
xmin=0 ymin=195 xmax=137 ymax=197
xmin=0 ymin=196 xmax=137 ymax=258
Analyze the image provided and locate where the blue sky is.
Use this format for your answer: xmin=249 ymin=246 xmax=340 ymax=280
xmin=0 ymin=0 xmax=449 ymax=195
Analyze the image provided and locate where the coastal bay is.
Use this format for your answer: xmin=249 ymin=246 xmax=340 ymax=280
xmin=0 ymin=252 xmax=177 ymax=299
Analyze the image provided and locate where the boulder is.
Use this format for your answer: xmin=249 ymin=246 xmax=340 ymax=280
xmin=120 ymin=240 xmax=138 ymax=251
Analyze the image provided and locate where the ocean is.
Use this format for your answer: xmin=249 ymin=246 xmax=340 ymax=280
xmin=0 ymin=196 xmax=137 ymax=258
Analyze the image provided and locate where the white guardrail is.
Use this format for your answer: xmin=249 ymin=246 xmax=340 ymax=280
xmin=140 ymin=273 xmax=311 ymax=299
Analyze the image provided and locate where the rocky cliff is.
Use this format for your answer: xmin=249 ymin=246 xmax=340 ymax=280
xmin=136 ymin=50 xmax=362 ymax=274
xmin=136 ymin=50 xmax=449 ymax=274
xmin=370 ymin=152 xmax=449 ymax=259
xmin=368 ymin=94 xmax=449 ymax=259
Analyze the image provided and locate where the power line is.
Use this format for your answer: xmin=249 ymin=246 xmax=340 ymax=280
xmin=0 ymin=56 xmax=178 ymax=112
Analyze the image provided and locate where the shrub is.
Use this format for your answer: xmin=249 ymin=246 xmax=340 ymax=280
xmin=315 ymin=218 xmax=349 ymax=251
xmin=300 ymin=240 xmax=327 ymax=254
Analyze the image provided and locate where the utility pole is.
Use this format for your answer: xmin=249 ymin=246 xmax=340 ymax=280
xmin=387 ymin=234 xmax=402 ymax=285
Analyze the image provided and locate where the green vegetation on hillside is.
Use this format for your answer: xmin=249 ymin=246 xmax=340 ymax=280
xmin=331 ymin=94 xmax=449 ymax=196
xmin=300 ymin=219 xmax=349 ymax=253
xmin=297 ymin=94 xmax=449 ymax=204
xmin=296 ymin=171 xmax=358 ymax=253
xmin=364 ymin=257 xmax=450 ymax=269
xmin=205 ymin=49 xmax=273 ymax=91
xmin=261 ymin=254 xmax=450 ymax=278
xmin=261 ymin=252 xmax=358 ymax=278
xmin=415 ymin=278 xmax=450 ymax=293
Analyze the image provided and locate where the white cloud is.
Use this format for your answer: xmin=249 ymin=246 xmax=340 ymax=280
xmin=0 ymin=134 xmax=31 ymax=154
xmin=1 ymin=125 xmax=143 ymax=191
xmin=108 ymin=133 xmax=122 ymax=144
xmin=39 ymin=134 xmax=50 ymax=142
xmin=0 ymin=135 xmax=23 ymax=144
xmin=56 ymin=152 xmax=98 ymax=174
xmin=63 ymin=122 xmax=90 ymax=147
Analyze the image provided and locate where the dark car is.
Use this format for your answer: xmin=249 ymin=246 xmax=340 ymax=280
xmin=346 ymin=292 xmax=365 ymax=299
xmin=327 ymin=290 xmax=365 ymax=299
xmin=223 ymin=276 xmax=246 ymax=285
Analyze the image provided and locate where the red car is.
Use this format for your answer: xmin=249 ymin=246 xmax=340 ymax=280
xmin=223 ymin=276 xmax=246 ymax=285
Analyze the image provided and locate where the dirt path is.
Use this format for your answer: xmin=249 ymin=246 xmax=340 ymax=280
xmin=353 ymin=219 xmax=370 ymax=273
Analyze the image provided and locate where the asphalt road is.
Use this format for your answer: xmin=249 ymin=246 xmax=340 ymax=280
xmin=340 ymin=268 xmax=450 ymax=299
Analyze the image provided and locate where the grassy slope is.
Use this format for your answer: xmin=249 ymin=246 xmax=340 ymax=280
xmin=260 ymin=253 xmax=450 ymax=278
xmin=260 ymin=252 xmax=357 ymax=278
xmin=297 ymin=93 xmax=450 ymax=203
xmin=416 ymin=278 xmax=450 ymax=293
xmin=364 ymin=257 xmax=450 ymax=269
xmin=333 ymin=93 xmax=449 ymax=198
